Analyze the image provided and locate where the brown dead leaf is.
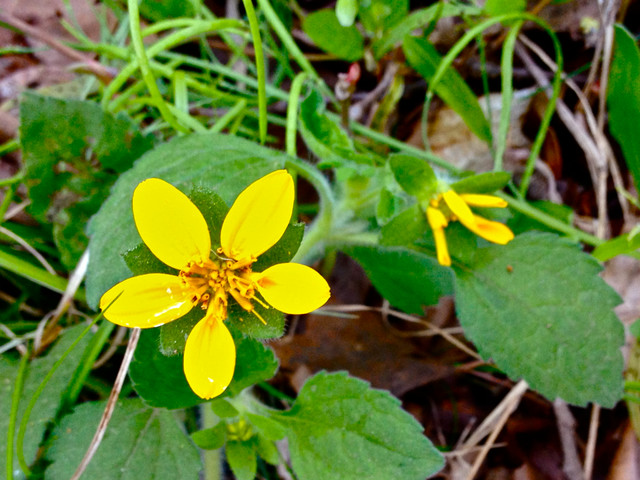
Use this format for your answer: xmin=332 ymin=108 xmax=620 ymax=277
xmin=272 ymin=309 xmax=453 ymax=396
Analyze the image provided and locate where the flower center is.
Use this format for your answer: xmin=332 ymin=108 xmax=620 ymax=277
xmin=179 ymin=252 xmax=267 ymax=324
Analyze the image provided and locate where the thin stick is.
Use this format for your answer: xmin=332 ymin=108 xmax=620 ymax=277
xmin=584 ymin=404 xmax=600 ymax=480
xmin=464 ymin=380 xmax=529 ymax=479
xmin=70 ymin=328 xmax=140 ymax=480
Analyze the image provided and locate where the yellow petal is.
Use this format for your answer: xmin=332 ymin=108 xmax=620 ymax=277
xmin=254 ymin=263 xmax=330 ymax=314
xmin=459 ymin=193 xmax=508 ymax=208
xmin=99 ymin=273 xmax=195 ymax=328
xmin=467 ymin=214 xmax=515 ymax=245
xmin=183 ymin=317 xmax=236 ymax=399
xmin=442 ymin=190 xmax=476 ymax=230
xmin=220 ymin=170 xmax=294 ymax=261
xmin=133 ymin=178 xmax=211 ymax=270
xmin=427 ymin=207 xmax=451 ymax=266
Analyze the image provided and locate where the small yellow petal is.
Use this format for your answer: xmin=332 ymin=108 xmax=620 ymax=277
xmin=100 ymin=273 xmax=195 ymax=328
xmin=459 ymin=193 xmax=508 ymax=208
xmin=133 ymin=178 xmax=211 ymax=270
xmin=254 ymin=263 xmax=330 ymax=314
xmin=467 ymin=214 xmax=515 ymax=245
xmin=183 ymin=317 xmax=236 ymax=399
xmin=220 ymin=170 xmax=294 ymax=261
xmin=442 ymin=190 xmax=476 ymax=230
xmin=427 ymin=207 xmax=451 ymax=266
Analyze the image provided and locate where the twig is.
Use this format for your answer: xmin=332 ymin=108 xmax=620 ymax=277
xmin=0 ymin=13 xmax=114 ymax=84
xmin=450 ymin=380 xmax=528 ymax=479
xmin=0 ymin=226 xmax=56 ymax=275
xmin=519 ymin=34 xmax=631 ymax=225
xmin=515 ymin=42 xmax=609 ymax=238
xmin=584 ymin=404 xmax=601 ymax=480
xmin=554 ymin=399 xmax=585 ymax=480
xmin=70 ymin=328 xmax=140 ymax=480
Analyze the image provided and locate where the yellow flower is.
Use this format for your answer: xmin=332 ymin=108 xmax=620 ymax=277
xmin=100 ymin=170 xmax=331 ymax=399
xmin=426 ymin=190 xmax=514 ymax=266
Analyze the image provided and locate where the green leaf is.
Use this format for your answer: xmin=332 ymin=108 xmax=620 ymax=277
xmin=358 ymin=0 xmax=407 ymax=34
xmin=403 ymin=36 xmax=492 ymax=143
xmin=211 ymin=398 xmax=241 ymax=418
xmin=129 ymin=329 xmax=203 ymax=409
xmin=484 ymin=0 xmax=525 ymax=16
xmin=345 ymin=245 xmax=453 ymax=313
xmin=130 ymin=328 xmax=278 ymax=408
xmin=450 ymin=171 xmax=512 ymax=194
xmin=225 ymin=331 xmax=279 ymax=397
xmin=86 ymin=132 xmax=286 ymax=308
xmin=608 ymin=25 xmax=640 ymax=194
xmin=454 ymin=232 xmax=625 ymax=407
xmin=509 ymin=200 xmax=574 ymax=236
xmin=592 ymin=230 xmax=640 ymax=262
xmin=192 ymin=422 xmax=227 ymax=450
xmin=246 ymin=412 xmax=287 ymax=441
xmin=389 ymin=154 xmax=437 ymax=200
xmin=21 ymin=93 xmax=153 ymax=269
xmin=335 ymin=0 xmax=358 ymax=27
xmin=299 ymin=89 xmax=353 ymax=162
xmin=380 ymin=205 xmax=428 ymax=247
xmin=275 ymin=372 xmax=444 ymax=480
xmin=1 ymin=324 xmax=92 ymax=475
xmin=139 ymin=0 xmax=198 ymax=21
xmin=373 ymin=3 xmax=480 ymax=58
xmin=302 ymin=9 xmax=364 ymax=61
xmin=46 ymin=399 xmax=201 ymax=479
xmin=255 ymin=434 xmax=280 ymax=465
xmin=253 ymin=223 xmax=304 ymax=271
xmin=226 ymin=440 xmax=258 ymax=480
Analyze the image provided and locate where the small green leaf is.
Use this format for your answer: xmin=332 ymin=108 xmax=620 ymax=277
xmin=373 ymin=3 xmax=480 ymax=58
xmin=246 ymin=412 xmax=287 ymax=441
xmin=376 ymin=188 xmax=408 ymax=224
xmin=592 ymin=231 xmax=640 ymax=262
xmin=256 ymin=434 xmax=280 ymax=465
xmin=380 ymin=205 xmax=428 ymax=247
xmin=302 ymin=9 xmax=364 ymax=61
xmin=46 ymin=399 xmax=202 ymax=479
xmin=139 ymin=0 xmax=198 ymax=21
xmin=1 ymin=324 xmax=92 ymax=474
xmin=335 ymin=0 xmax=358 ymax=26
xmin=389 ymin=154 xmax=437 ymax=200
xmin=226 ymin=440 xmax=258 ymax=480
xmin=508 ymin=200 xmax=574 ymax=236
xmin=225 ymin=332 xmax=279 ymax=397
xmin=211 ymin=398 xmax=241 ymax=418
xmin=450 ymin=171 xmax=511 ymax=194
xmin=86 ymin=132 xmax=287 ymax=308
xmin=275 ymin=372 xmax=444 ymax=480
xmin=403 ymin=36 xmax=492 ymax=143
xmin=192 ymin=422 xmax=227 ymax=450
xmin=345 ymin=245 xmax=453 ymax=313
xmin=299 ymin=89 xmax=353 ymax=162
xmin=484 ymin=0 xmax=525 ymax=16
xmin=21 ymin=93 xmax=153 ymax=269
xmin=129 ymin=329 xmax=203 ymax=409
xmin=454 ymin=232 xmax=625 ymax=407
xmin=130 ymin=328 xmax=277 ymax=408
xmin=359 ymin=0 xmax=407 ymax=34
xmin=608 ymin=25 xmax=640 ymax=194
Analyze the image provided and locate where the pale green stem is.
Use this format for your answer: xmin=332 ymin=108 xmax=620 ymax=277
xmin=242 ymin=0 xmax=268 ymax=144
xmin=127 ymin=0 xmax=188 ymax=133
xmin=285 ymin=73 xmax=308 ymax=157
